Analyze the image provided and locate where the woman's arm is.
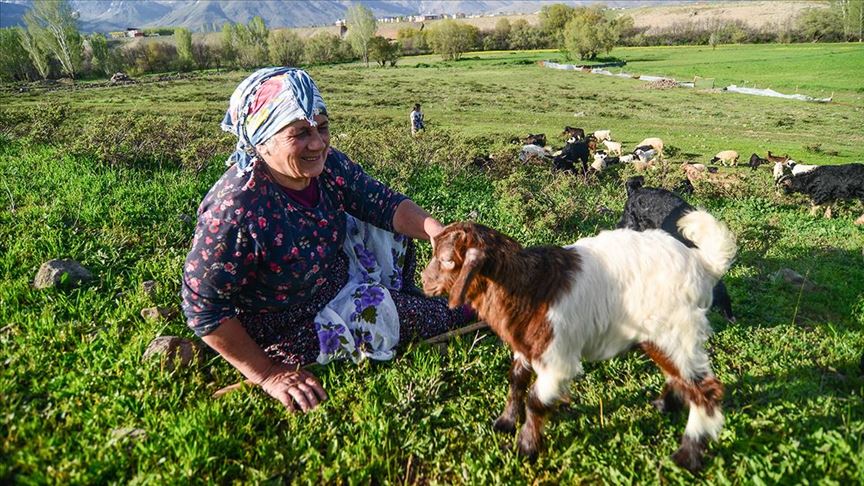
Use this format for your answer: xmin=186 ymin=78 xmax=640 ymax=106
xmin=202 ymin=317 xmax=327 ymax=412
xmin=392 ymin=199 xmax=444 ymax=241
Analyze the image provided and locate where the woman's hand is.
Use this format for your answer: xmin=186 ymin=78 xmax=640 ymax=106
xmin=258 ymin=364 xmax=328 ymax=413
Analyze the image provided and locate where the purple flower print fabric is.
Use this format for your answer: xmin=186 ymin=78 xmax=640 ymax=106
xmin=312 ymin=215 xmax=409 ymax=364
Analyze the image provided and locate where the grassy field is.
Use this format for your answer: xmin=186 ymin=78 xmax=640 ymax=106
xmin=1 ymin=43 xmax=863 ymax=484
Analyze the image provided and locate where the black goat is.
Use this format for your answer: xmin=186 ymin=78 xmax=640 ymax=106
xmin=748 ymin=153 xmax=770 ymax=170
xmin=618 ymin=176 xmax=736 ymax=322
xmin=553 ymin=138 xmax=591 ymax=175
xmin=562 ymin=126 xmax=585 ymax=141
xmin=779 ymin=163 xmax=864 ymax=222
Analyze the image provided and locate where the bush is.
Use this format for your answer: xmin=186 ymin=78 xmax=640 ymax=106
xmin=269 ymin=29 xmax=304 ymax=67
xmin=368 ymin=36 xmax=400 ymax=67
xmin=65 ymin=113 xmax=231 ymax=170
xmin=0 ymin=101 xmax=70 ymax=144
xmin=304 ymin=32 xmax=355 ymax=65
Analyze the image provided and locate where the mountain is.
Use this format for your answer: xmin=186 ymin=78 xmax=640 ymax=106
xmin=0 ymin=1 xmax=30 ymax=28
xmin=0 ymin=0 xmax=678 ymax=32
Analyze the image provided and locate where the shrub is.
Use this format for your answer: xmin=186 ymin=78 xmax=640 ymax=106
xmin=65 ymin=113 xmax=230 ymax=170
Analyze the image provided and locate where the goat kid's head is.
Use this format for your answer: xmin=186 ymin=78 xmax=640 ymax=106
xmin=421 ymin=223 xmax=490 ymax=309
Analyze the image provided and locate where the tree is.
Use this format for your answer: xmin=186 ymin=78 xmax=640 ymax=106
xmin=396 ymin=27 xmax=427 ymax=55
xmin=367 ymin=36 xmax=399 ymax=67
xmin=427 ymin=20 xmax=478 ymax=61
xmin=539 ymin=3 xmax=576 ymax=48
xmin=797 ymin=7 xmax=844 ymax=42
xmin=24 ymin=0 xmax=82 ymax=79
xmin=234 ymin=17 xmax=269 ymax=68
xmin=175 ymin=27 xmax=193 ymax=71
xmin=509 ymin=19 xmax=548 ymax=50
xmin=220 ymin=23 xmax=237 ymax=68
xmin=304 ymin=32 xmax=354 ymax=65
xmin=86 ymin=33 xmax=111 ymax=76
xmin=346 ymin=4 xmax=377 ymax=66
xmin=18 ymin=27 xmax=50 ymax=79
xmin=485 ymin=17 xmax=511 ymax=50
xmin=563 ymin=7 xmax=619 ymax=60
xmin=0 ymin=28 xmax=35 ymax=81
xmin=268 ymin=29 xmax=304 ymax=67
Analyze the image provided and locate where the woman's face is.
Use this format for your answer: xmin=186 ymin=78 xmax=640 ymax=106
xmin=259 ymin=114 xmax=330 ymax=184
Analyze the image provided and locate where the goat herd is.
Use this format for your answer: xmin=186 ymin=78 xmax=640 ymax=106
xmin=425 ymin=127 xmax=863 ymax=473
xmin=514 ymin=127 xmax=864 ymax=225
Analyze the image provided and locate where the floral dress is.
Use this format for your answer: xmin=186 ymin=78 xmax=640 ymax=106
xmin=182 ymin=148 xmax=468 ymax=367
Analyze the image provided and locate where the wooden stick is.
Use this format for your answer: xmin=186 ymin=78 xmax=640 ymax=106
xmin=212 ymin=321 xmax=491 ymax=399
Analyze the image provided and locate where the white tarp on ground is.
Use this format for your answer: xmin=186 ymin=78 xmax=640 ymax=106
xmin=725 ymin=85 xmax=832 ymax=103
xmin=541 ymin=60 xmax=832 ymax=103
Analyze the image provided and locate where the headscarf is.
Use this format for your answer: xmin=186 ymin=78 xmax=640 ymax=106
xmin=221 ymin=67 xmax=328 ymax=171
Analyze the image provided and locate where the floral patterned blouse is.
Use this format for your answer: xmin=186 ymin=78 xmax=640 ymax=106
xmin=181 ymin=148 xmax=408 ymax=337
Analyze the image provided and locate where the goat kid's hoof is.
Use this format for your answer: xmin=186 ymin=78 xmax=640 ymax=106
xmin=515 ymin=433 xmax=542 ymax=461
xmin=493 ymin=415 xmax=517 ymax=434
xmin=671 ymin=437 xmax=706 ymax=473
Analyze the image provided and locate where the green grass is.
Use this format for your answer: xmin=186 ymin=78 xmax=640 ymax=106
xmin=1 ymin=44 xmax=863 ymax=484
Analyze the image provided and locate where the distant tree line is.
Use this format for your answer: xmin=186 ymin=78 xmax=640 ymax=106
xmin=1 ymin=1 xmax=862 ymax=83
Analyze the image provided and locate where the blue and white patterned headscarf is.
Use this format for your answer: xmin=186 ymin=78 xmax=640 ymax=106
xmin=221 ymin=67 xmax=328 ymax=171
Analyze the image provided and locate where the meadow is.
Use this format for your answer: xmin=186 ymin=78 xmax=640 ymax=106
xmin=1 ymin=43 xmax=863 ymax=484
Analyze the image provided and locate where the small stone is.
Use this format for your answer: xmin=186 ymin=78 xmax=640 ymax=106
xmin=140 ymin=306 xmax=178 ymax=321
xmin=141 ymin=280 xmax=157 ymax=299
xmin=33 ymin=259 xmax=93 ymax=289
xmin=142 ymin=336 xmax=202 ymax=369
xmin=771 ymin=268 xmax=819 ymax=292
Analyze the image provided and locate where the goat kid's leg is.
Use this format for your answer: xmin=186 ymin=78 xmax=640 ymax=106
xmin=672 ymin=375 xmax=725 ymax=473
xmin=652 ymin=382 xmax=685 ymax=414
xmin=493 ymin=356 xmax=532 ymax=434
xmin=516 ymin=370 xmax=567 ymax=460
xmin=854 ymin=212 xmax=864 ymax=226
xmin=824 ymin=205 xmax=832 ymax=219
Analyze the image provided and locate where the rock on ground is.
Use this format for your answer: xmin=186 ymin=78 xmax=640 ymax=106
xmin=33 ymin=259 xmax=93 ymax=289
xmin=142 ymin=336 xmax=202 ymax=369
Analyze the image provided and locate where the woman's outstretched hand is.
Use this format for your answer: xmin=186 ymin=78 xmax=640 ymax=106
xmin=258 ymin=364 xmax=328 ymax=413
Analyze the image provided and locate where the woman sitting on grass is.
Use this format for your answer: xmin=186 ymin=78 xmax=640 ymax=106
xmin=182 ymin=67 xmax=471 ymax=412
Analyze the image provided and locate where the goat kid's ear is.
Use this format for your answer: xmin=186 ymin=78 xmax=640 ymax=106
xmin=448 ymin=247 xmax=485 ymax=309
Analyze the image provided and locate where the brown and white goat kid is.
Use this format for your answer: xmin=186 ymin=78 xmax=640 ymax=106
xmin=421 ymin=214 xmax=736 ymax=472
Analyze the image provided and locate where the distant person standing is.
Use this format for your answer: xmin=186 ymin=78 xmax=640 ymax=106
xmin=410 ymin=103 xmax=425 ymax=135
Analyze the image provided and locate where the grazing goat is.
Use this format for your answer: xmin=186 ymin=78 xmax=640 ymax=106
xmin=591 ymin=152 xmax=621 ymax=172
xmin=562 ymin=126 xmax=585 ymax=141
xmin=710 ymin=150 xmax=739 ymax=167
xmin=618 ymin=175 xmax=737 ymax=322
xmin=767 ymin=151 xmax=790 ymax=164
xmin=422 ymin=217 xmax=735 ymax=472
xmin=778 ymin=163 xmax=864 ymax=222
xmin=593 ymin=129 xmax=611 ymax=142
xmin=635 ymin=146 xmax=658 ymax=164
xmin=786 ymin=161 xmax=818 ymax=176
xmin=523 ymin=133 xmax=547 ymax=147
xmin=619 ymin=154 xmax=636 ymax=164
xmin=748 ymin=153 xmax=770 ymax=170
xmin=553 ymin=137 xmax=592 ymax=175
xmin=638 ymin=137 xmax=664 ymax=157
xmin=602 ymin=140 xmax=623 ymax=156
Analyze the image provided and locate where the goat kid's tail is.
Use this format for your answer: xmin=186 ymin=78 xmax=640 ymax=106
xmin=677 ymin=209 xmax=737 ymax=278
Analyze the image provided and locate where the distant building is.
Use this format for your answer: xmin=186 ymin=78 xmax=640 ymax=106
xmin=410 ymin=14 xmax=441 ymax=22
xmin=126 ymin=28 xmax=143 ymax=37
